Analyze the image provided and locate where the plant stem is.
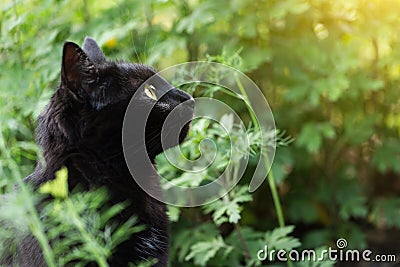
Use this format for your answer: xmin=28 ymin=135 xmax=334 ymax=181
xmin=234 ymin=73 xmax=286 ymax=226
xmin=234 ymin=223 xmax=252 ymax=261
xmin=83 ymin=0 xmax=90 ymax=24
xmin=12 ymin=0 xmax=24 ymax=67
xmin=234 ymin=73 xmax=292 ymax=267
xmin=234 ymin=74 xmax=259 ymax=129
xmin=0 ymin=132 xmax=56 ymax=267
xmin=264 ymin=155 xmax=285 ymax=227
xmin=65 ymin=199 xmax=109 ymax=267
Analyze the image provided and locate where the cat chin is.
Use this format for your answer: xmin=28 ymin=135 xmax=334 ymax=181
xmin=145 ymin=121 xmax=191 ymax=162
xmin=178 ymin=122 xmax=191 ymax=143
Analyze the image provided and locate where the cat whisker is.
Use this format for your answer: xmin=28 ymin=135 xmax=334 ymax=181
xmin=144 ymin=29 xmax=149 ymax=64
xmin=122 ymin=128 xmax=161 ymax=156
xmin=130 ymin=35 xmax=142 ymax=64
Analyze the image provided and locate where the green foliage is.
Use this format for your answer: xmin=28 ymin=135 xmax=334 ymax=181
xmin=1 ymin=0 xmax=400 ymax=266
xmin=39 ymin=168 xmax=143 ymax=266
xmin=296 ymin=123 xmax=335 ymax=153
xmin=264 ymin=226 xmax=301 ymax=252
xmin=0 ymin=167 xmax=142 ymax=266
xmin=39 ymin=167 xmax=69 ymax=199
xmin=170 ymin=224 xmax=301 ymax=267
xmin=185 ymin=236 xmax=228 ymax=266
xmin=370 ymin=198 xmax=400 ymax=228
xmin=155 ymin=55 xmax=312 ymax=266
xmin=203 ymin=186 xmax=253 ymax=225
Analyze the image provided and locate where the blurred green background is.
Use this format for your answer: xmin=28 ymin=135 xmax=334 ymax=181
xmin=1 ymin=0 xmax=400 ymax=266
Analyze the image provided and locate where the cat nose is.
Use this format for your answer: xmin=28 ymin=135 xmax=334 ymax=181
xmin=181 ymin=94 xmax=195 ymax=112
xmin=175 ymin=98 xmax=194 ymax=119
xmin=170 ymin=88 xmax=192 ymax=103
xmin=186 ymin=97 xmax=195 ymax=110
xmin=168 ymin=89 xmax=194 ymax=109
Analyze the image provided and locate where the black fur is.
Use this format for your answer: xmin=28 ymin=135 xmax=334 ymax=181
xmin=3 ymin=37 xmax=194 ymax=266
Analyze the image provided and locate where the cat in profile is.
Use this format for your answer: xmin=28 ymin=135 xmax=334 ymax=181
xmin=3 ymin=37 xmax=194 ymax=266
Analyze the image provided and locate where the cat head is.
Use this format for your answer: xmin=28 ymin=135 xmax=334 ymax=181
xmin=38 ymin=37 xmax=194 ymax=163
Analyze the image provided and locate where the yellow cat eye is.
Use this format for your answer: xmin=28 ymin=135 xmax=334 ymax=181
xmin=144 ymin=84 xmax=157 ymax=100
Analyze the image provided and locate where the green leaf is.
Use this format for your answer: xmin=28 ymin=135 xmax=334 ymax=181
xmin=372 ymin=139 xmax=400 ymax=173
xmin=185 ymin=236 xmax=226 ymax=266
xmin=344 ymin=114 xmax=380 ymax=145
xmin=39 ymin=167 xmax=68 ymax=199
xmin=296 ymin=123 xmax=335 ymax=153
xmin=176 ymin=3 xmax=215 ymax=34
xmin=220 ymin=113 xmax=234 ymax=132
xmin=203 ymin=186 xmax=252 ymax=225
xmin=336 ymin=178 xmax=368 ymax=220
xmin=264 ymin=226 xmax=301 ymax=251
xmin=371 ymin=198 xmax=400 ymax=228
xmin=166 ymin=205 xmax=181 ymax=222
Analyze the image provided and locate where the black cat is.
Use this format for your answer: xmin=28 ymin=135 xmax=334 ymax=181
xmin=5 ymin=37 xmax=194 ymax=266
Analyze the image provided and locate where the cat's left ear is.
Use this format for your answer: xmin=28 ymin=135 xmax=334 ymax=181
xmin=82 ymin=37 xmax=106 ymax=64
xmin=61 ymin=42 xmax=98 ymax=93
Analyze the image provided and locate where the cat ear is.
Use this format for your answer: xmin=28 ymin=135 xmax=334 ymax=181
xmin=61 ymin=42 xmax=98 ymax=92
xmin=82 ymin=37 xmax=106 ymax=64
